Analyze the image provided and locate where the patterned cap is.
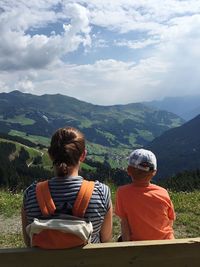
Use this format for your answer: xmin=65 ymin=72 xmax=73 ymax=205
xmin=128 ymin=149 xmax=157 ymax=172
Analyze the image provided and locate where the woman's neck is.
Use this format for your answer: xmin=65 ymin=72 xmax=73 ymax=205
xmin=54 ymin=165 xmax=79 ymax=178
xmin=67 ymin=168 xmax=79 ymax=177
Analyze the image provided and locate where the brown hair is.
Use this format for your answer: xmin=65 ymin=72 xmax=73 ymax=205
xmin=48 ymin=127 xmax=85 ymax=176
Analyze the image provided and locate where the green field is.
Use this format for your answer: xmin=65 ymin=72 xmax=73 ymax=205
xmin=0 ymin=115 xmax=35 ymax=126
xmin=9 ymin=130 xmax=50 ymax=147
xmin=0 ymin=188 xmax=199 ymax=248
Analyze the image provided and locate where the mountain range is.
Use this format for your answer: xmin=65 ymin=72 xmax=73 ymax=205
xmin=0 ymin=91 xmax=183 ymax=150
xmin=145 ymin=95 xmax=200 ymax=121
xmin=1 ymin=91 xmax=200 ymax=180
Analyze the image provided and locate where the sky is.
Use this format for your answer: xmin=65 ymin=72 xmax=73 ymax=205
xmin=0 ymin=0 xmax=200 ymax=105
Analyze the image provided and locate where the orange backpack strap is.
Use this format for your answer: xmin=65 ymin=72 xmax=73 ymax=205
xmin=72 ymin=180 xmax=95 ymax=218
xmin=36 ymin=181 xmax=56 ymax=216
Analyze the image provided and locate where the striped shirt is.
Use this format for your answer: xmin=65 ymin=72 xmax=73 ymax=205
xmin=23 ymin=176 xmax=111 ymax=243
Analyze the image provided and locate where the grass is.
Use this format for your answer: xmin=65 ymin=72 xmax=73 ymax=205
xmin=0 ymin=190 xmax=22 ymax=218
xmin=9 ymin=130 xmax=50 ymax=146
xmin=0 ymin=233 xmax=24 ymax=248
xmin=0 ymin=188 xmax=199 ymax=248
xmin=0 ymin=115 xmax=35 ymax=126
xmin=170 ymin=191 xmax=200 ymax=238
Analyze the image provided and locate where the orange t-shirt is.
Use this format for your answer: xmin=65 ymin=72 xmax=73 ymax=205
xmin=115 ymin=183 xmax=175 ymax=241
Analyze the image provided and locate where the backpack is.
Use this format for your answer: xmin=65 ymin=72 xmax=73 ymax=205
xmin=26 ymin=179 xmax=95 ymax=249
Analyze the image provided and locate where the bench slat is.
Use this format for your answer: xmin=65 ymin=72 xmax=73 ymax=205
xmin=0 ymin=237 xmax=200 ymax=267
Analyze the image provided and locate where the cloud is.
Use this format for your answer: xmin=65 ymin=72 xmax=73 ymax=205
xmin=16 ymin=79 xmax=35 ymax=93
xmin=114 ymin=38 xmax=160 ymax=49
xmin=0 ymin=1 xmax=91 ymax=70
xmin=0 ymin=58 xmax=168 ymax=104
xmin=0 ymin=1 xmax=200 ymax=104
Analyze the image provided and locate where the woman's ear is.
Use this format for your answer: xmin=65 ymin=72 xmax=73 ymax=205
xmin=80 ymin=149 xmax=87 ymax=162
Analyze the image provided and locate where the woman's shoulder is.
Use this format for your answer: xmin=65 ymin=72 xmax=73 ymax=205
xmin=92 ymin=180 xmax=111 ymax=209
xmin=24 ymin=181 xmax=37 ymax=197
xmin=94 ymin=180 xmax=110 ymax=194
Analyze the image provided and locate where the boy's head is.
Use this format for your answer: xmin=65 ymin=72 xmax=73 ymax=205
xmin=127 ymin=149 xmax=157 ymax=181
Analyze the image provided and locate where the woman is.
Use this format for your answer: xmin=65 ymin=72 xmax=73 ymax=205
xmin=21 ymin=127 xmax=112 ymax=246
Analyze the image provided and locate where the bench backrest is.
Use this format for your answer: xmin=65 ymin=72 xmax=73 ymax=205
xmin=0 ymin=237 xmax=200 ymax=267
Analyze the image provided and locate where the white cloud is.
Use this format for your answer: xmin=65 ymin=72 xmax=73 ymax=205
xmin=0 ymin=1 xmax=91 ymax=70
xmin=114 ymin=38 xmax=160 ymax=49
xmin=0 ymin=1 xmax=200 ymax=104
xmin=0 ymin=58 xmax=169 ymax=104
xmin=16 ymin=79 xmax=35 ymax=93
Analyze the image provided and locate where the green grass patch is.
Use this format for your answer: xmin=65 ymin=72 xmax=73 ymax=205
xmin=80 ymin=119 xmax=92 ymax=128
xmin=9 ymin=130 xmax=50 ymax=146
xmin=0 ymin=191 xmax=22 ymax=218
xmin=127 ymin=133 xmax=137 ymax=146
xmin=170 ymin=191 xmax=200 ymax=238
xmin=0 ymin=233 xmax=24 ymax=248
xmin=0 ymin=115 xmax=35 ymax=126
xmin=170 ymin=118 xmax=183 ymax=128
xmin=81 ymin=162 xmax=96 ymax=172
xmin=136 ymin=129 xmax=154 ymax=142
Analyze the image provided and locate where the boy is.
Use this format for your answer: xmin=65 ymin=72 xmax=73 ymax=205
xmin=115 ymin=148 xmax=175 ymax=241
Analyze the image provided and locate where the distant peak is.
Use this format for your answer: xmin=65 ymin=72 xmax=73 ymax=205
xmin=9 ymin=90 xmax=23 ymax=94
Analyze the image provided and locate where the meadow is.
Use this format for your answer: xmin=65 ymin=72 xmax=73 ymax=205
xmin=0 ymin=189 xmax=199 ymax=248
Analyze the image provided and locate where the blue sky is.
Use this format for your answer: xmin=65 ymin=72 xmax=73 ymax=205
xmin=0 ymin=0 xmax=200 ymax=105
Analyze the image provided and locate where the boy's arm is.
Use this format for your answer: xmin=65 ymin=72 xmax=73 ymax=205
xmin=168 ymin=199 xmax=176 ymax=221
xmin=121 ymin=217 xmax=131 ymax=241
xmin=115 ymin=187 xmax=131 ymax=241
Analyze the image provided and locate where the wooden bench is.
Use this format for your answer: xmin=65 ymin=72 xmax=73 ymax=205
xmin=0 ymin=237 xmax=200 ymax=267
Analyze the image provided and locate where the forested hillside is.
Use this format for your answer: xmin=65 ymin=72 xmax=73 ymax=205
xmin=0 ymin=137 xmax=52 ymax=190
xmin=148 ymin=114 xmax=200 ymax=179
xmin=157 ymin=169 xmax=200 ymax=192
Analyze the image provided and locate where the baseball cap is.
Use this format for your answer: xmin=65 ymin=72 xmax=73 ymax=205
xmin=128 ymin=149 xmax=157 ymax=172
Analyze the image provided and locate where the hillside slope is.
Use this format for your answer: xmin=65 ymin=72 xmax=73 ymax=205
xmin=148 ymin=115 xmax=200 ymax=179
xmin=0 ymin=136 xmax=52 ymax=189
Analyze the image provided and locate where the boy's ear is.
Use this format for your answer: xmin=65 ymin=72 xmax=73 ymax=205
xmin=80 ymin=149 xmax=87 ymax=162
xmin=152 ymin=170 xmax=157 ymax=176
xmin=127 ymin=165 xmax=132 ymax=176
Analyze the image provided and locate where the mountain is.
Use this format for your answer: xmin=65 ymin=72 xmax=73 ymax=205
xmin=147 ymin=115 xmax=200 ymax=179
xmin=0 ymin=91 xmax=183 ymax=153
xmin=145 ymin=95 xmax=200 ymax=120
xmin=0 ymin=136 xmax=53 ymax=189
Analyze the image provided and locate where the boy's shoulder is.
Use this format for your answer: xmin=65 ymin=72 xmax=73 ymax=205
xmin=149 ymin=183 xmax=171 ymax=198
xmin=117 ymin=183 xmax=133 ymax=193
xmin=149 ymin=183 xmax=169 ymax=192
xmin=117 ymin=183 xmax=169 ymax=194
